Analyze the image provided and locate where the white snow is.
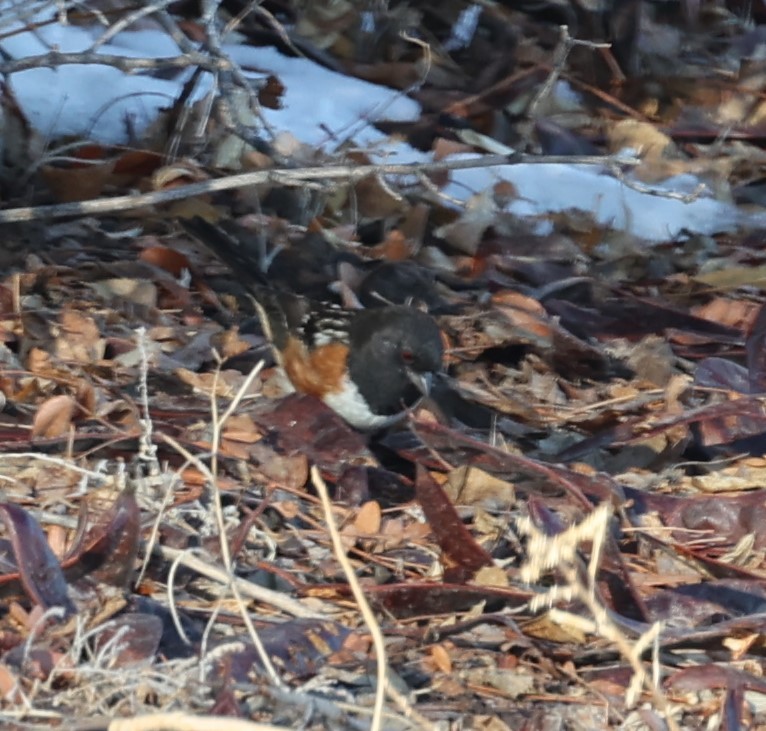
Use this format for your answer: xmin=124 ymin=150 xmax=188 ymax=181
xmin=0 ymin=3 xmax=748 ymax=242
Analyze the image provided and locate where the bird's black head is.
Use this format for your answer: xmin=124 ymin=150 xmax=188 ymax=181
xmin=346 ymin=306 xmax=444 ymax=418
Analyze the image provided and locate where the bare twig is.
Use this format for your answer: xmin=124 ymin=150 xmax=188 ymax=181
xmin=203 ymin=357 xmax=287 ymax=686
xmin=159 ymin=426 xmax=282 ymax=685
xmin=527 ymin=25 xmax=611 ymax=120
xmin=107 ymin=713 xmax=292 ymax=731
xmin=610 ymin=170 xmax=708 ymax=203
xmin=89 ymin=0 xmax=176 ymax=51
xmin=134 ymin=327 xmax=158 ymax=467
xmin=135 ymin=468 xmax=183 ymax=590
xmin=153 ymin=541 xmax=328 ymax=619
xmin=197 ymin=0 xmax=275 ymax=149
xmin=0 ymin=152 xmax=642 ymax=222
xmin=0 ymin=50 xmax=226 ymax=75
xmin=226 ymin=2 xmax=302 ymax=59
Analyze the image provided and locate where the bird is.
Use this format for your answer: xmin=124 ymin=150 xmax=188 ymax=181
xmin=181 ymin=217 xmax=444 ymax=430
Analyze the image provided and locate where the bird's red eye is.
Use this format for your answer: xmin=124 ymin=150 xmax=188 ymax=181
xmin=401 ymin=348 xmax=414 ymax=364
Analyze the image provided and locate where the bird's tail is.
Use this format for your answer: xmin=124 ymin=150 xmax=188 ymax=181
xmin=179 ymin=215 xmax=292 ymax=350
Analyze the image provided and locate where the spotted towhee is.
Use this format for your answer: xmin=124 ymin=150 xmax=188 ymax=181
xmin=182 ymin=217 xmax=444 ymax=430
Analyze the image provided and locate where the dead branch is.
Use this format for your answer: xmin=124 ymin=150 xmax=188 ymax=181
xmin=0 ymin=50 xmax=225 ymax=76
xmin=0 ymin=152 xmax=643 ymax=222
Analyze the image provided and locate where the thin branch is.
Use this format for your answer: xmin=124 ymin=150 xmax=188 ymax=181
xmin=0 ymin=152 xmax=642 ymax=222
xmin=198 ymin=0 xmax=276 ymax=148
xmin=154 ymin=529 xmax=330 ymax=619
xmin=527 ymin=25 xmax=611 ymax=120
xmin=89 ymin=0 xmax=176 ymax=52
xmin=0 ymin=50 xmax=227 ymax=75
xmin=107 ymin=712 xmax=292 ymax=731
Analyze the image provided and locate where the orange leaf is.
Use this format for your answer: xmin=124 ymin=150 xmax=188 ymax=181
xmin=139 ymin=246 xmax=192 ymax=278
xmin=433 ymin=136 xmax=473 ymax=161
xmin=40 ymin=157 xmax=116 ymax=202
xmin=430 ymin=643 xmax=453 ymax=674
xmin=112 ymin=149 xmax=163 ymax=177
xmin=354 ymin=501 xmax=382 ymax=535
xmin=75 ymin=380 xmax=97 ymax=417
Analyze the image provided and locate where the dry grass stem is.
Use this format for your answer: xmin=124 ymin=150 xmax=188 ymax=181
xmin=518 ymin=504 xmax=680 ymax=731
xmin=107 ymin=712 xmax=292 ymax=731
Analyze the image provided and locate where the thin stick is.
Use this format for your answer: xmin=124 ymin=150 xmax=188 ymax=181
xmin=310 ymin=468 xmax=388 ymax=728
xmin=153 ymin=499 xmax=329 ymax=619
xmin=311 ymin=467 xmax=390 ymax=731
xmin=0 ymin=153 xmax=641 ymax=223
xmin=107 ymin=712 xmax=291 ymax=731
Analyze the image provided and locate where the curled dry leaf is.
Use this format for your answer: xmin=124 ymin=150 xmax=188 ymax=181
xmin=433 ymin=137 xmax=474 ymax=161
xmin=151 ymin=160 xmax=208 ymax=190
xmin=249 ymin=442 xmax=309 ymax=489
xmin=353 ymin=173 xmax=407 ymax=218
xmin=222 ymin=413 xmax=260 ymax=444
xmin=31 ymin=394 xmax=76 ymax=439
xmin=175 ymin=368 xmax=260 ymax=399
xmin=64 ymin=490 xmax=141 ymax=589
xmin=366 ymin=581 xmax=532 ymax=618
xmin=472 ymin=565 xmax=510 ymax=588
xmin=212 ymin=620 xmax=353 ymax=681
xmin=40 ymin=152 xmax=116 ymax=203
xmin=693 ymin=297 xmax=758 ymax=332
xmin=0 ymin=663 xmax=21 ymax=703
xmin=0 ymin=503 xmax=75 ymax=614
xmin=521 ymin=613 xmax=588 ymax=644
xmin=362 ymin=229 xmax=416 ymax=261
xmin=607 ymin=119 xmax=675 ymax=160
xmin=430 ymin=643 xmax=453 ymax=674
xmin=75 ymin=379 xmax=97 ymax=417
xmin=88 ymin=277 xmax=158 ymax=308
xmin=434 ymin=188 xmax=497 ymax=255
xmin=211 ymin=328 xmax=252 ymax=360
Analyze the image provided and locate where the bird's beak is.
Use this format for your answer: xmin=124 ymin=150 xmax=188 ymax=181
xmin=406 ymin=369 xmax=432 ymax=397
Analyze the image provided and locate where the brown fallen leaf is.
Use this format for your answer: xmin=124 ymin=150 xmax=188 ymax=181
xmin=56 ymin=309 xmax=105 ymax=364
xmin=92 ymin=614 xmax=163 ymax=668
xmin=353 ymin=500 xmax=382 ymax=535
xmin=222 ymin=413 xmax=260 ymax=444
xmin=429 ymin=643 xmax=453 ymax=674
xmin=444 ymin=465 xmax=515 ymax=507
xmin=415 ymin=466 xmax=494 ymax=582
xmin=472 ymin=565 xmax=510 ymax=588
xmin=40 ymin=152 xmax=116 ymax=202
xmin=31 ymin=394 xmax=76 ymax=439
